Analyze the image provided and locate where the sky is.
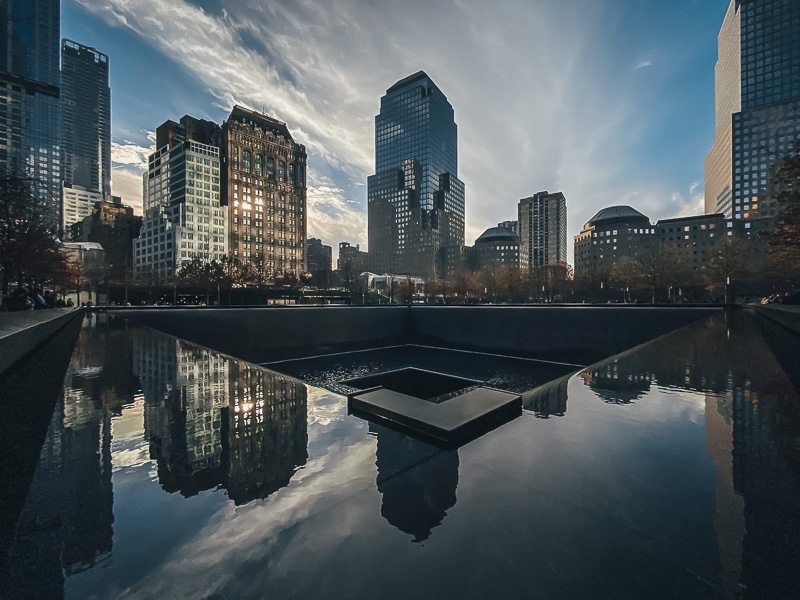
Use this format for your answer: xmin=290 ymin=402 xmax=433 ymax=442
xmin=62 ymin=0 xmax=732 ymax=263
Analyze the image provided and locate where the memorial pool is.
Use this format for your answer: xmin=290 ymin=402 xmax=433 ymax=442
xmin=2 ymin=309 xmax=799 ymax=599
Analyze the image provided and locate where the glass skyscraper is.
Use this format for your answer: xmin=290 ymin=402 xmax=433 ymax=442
xmin=0 ymin=0 xmax=62 ymax=231
xmin=367 ymin=71 xmax=465 ymax=279
xmin=61 ymin=39 xmax=111 ymax=197
xmin=705 ymin=0 xmax=800 ymax=233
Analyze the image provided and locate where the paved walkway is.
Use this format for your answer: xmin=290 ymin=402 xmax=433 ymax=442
xmin=0 ymin=308 xmax=77 ymax=340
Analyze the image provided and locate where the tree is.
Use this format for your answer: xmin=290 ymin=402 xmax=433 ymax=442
xmin=635 ymin=247 xmax=691 ymax=303
xmin=496 ymin=265 xmax=524 ymax=302
xmin=763 ymin=144 xmax=800 ymax=287
xmin=707 ymin=236 xmax=756 ymax=303
xmin=0 ymin=170 xmax=65 ymax=293
xmin=610 ymin=258 xmax=643 ymax=302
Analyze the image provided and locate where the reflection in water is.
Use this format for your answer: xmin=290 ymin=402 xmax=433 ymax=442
xmin=6 ymin=315 xmax=310 ymax=599
xmin=528 ymin=310 xmax=800 ymax=599
xmin=133 ymin=334 xmax=309 ymax=505
xmin=6 ymin=314 xmax=130 ymax=599
xmin=371 ymin=423 xmax=459 ymax=543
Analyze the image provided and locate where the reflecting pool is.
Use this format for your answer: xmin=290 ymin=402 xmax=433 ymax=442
xmin=2 ymin=310 xmax=799 ymax=599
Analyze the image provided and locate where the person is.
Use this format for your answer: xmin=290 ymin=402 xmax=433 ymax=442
xmin=66 ymin=298 xmax=74 ymax=307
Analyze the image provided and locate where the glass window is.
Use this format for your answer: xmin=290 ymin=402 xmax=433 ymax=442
xmin=242 ymin=150 xmax=251 ymax=173
xmin=279 ymin=160 xmax=286 ymax=182
xmin=267 ymin=157 xmax=275 ymax=178
xmin=254 ymin=154 xmax=263 ymax=176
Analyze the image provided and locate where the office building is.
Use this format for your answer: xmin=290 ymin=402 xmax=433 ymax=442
xmin=472 ymin=226 xmax=529 ymax=272
xmin=574 ymin=205 xmax=748 ymax=279
xmin=134 ymin=116 xmax=227 ymax=283
xmin=704 ymin=0 xmax=800 ymax=228
xmin=70 ymin=200 xmax=142 ymax=276
xmin=367 ymin=71 xmax=465 ymax=279
xmin=573 ymin=206 xmax=655 ymax=279
xmin=518 ymin=191 xmax=567 ymax=268
xmin=222 ymin=106 xmax=308 ymax=276
xmin=0 ymin=0 xmax=62 ymax=231
xmin=337 ymin=241 xmax=366 ymax=274
xmin=497 ymin=220 xmax=518 ymax=236
xmin=61 ymin=40 xmax=111 ymax=197
xmin=307 ymin=237 xmax=333 ymax=286
xmin=62 ymin=184 xmax=104 ymax=237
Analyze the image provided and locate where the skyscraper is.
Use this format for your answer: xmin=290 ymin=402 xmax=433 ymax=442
xmin=134 ymin=116 xmax=227 ymax=283
xmin=0 ymin=0 xmax=62 ymax=231
xmin=367 ymin=71 xmax=465 ymax=279
xmin=61 ymin=39 xmax=111 ymax=196
xmin=705 ymin=0 xmax=800 ymax=230
xmin=518 ymin=191 xmax=567 ymax=268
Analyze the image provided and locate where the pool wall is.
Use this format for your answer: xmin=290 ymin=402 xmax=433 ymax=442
xmin=110 ymin=305 xmax=722 ymax=365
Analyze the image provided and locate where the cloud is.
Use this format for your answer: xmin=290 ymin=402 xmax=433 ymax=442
xmin=635 ymin=60 xmax=653 ymax=70
xmin=306 ymin=174 xmax=368 ymax=250
xmin=111 ymin=134 xmax=154 ymax=214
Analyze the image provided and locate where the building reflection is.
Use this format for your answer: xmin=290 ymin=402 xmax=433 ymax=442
xmin=522 ymin=376 xmax=568 ymax=417
xmin=6 ymin=314 xmax=129 ymax=598
xmin=370 ymin=423 xmax=459 ymax=542
xmin=134 ymin=333 xmax=308 ymax=505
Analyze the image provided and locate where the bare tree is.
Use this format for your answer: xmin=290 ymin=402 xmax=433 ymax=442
xmin=707 ymin=236 xmax=756 ymax=303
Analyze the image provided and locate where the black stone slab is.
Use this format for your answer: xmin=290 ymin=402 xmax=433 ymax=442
xmin=348 ymin=386 xmax=522 ymax=448
xmin=341 ymin=367 xmax=482 ymax=401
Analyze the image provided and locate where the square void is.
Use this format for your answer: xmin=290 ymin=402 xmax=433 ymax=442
xmin=340 ymin=367 xmax=481 ymax=402
xmin=343 ymin=368 xmax=521 ymax=448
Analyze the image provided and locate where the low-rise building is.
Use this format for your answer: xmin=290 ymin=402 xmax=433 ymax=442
xmin=471 ymin=226 xmax=529 ymax=272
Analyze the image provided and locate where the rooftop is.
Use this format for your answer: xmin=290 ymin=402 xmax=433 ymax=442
xmin=475 ymin=226 xmax=520 ymax=244
xmin=587 ymin=205 xmax=651 ymax=226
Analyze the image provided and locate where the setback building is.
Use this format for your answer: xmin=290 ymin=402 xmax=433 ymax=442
xmin=366 ymin=71 xmax=465 ymax=279
xmin=704 ymin=0 xmax=800 ymax=231
xmin=134 ymin=121 xmax=227 ymax=283
xmin=518 ymin=191 xmax=567 ymax=269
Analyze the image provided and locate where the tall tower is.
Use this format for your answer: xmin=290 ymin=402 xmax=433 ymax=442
xmin=704 ymin=0 xmax=800 ymax=230
xmin=518 ymin=191 xmax=567 ymax=268
xmin=0 ymin=0 xmax=62 ymax=231
xmin=61 ymin=40 xmax=111 ymax=197
xmin=367 ymin=71 xmax=465 ymax=279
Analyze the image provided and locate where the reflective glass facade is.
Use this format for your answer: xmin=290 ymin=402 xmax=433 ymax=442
xmin=706 ymin=0 xmax=800 ymax=228
xmin=61 ymin=39 xmax=111 ymax=197
xmin=368 ymin=72 xmax=465 ymax=279
xmin=0 ymin=0 xmax=62 ymax=231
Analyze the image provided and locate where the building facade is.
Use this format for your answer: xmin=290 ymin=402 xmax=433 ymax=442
xmin=70 ymin=200 xmax=142 ymax=276
xmin=307 ymin=237 xmax=332 ymax=286
xmin=497 ymin=220 xmax=519 ymax=235
xmin=705 ymin=0 xmax=800 ymax=227
xmin=0 ymin=0 xmax=62 ymax=231
xmin=471 ymin=226 xmax=529 ymax=272
xmin=367 ymin=71 xmax=465 ymax=279
xmin=62 ymin=184 xmax=104 ymax=237
xmin=60 ymin=39 xmax=111 ymax=198
xmin=573 ymin=206 xmax=655 ymax=279
xmin=222 ymin=106 xmax=307 ymax=277
xmin=518 ymin=191 xmax=567 ymax=268
xmin=134 ymin=125 xmax=227 ymax=283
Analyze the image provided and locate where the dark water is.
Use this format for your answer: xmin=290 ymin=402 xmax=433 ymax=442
xmin=2 ymin=310 xmax=799 ymax=599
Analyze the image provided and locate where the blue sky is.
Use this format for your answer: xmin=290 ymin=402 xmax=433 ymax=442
xmin=63 ymin=0 xmax=731 ymax=262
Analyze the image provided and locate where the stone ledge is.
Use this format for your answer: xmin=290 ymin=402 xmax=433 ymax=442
xmin=348 ymin=386 xmax=522 ymax=448
xmin=0 ymin=309 xmax=81 ymax=377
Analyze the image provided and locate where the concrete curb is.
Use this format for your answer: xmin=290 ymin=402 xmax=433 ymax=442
xmin=0 ymin=309 xmax=82 ymax=377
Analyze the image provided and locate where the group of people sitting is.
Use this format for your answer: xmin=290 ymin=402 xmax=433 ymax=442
xmin=1 ymin=287 xmax=74 ymax=311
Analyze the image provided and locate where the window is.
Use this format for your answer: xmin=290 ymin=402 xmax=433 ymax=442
xmin=242 ymin=150 xmax=251 ymax=173
xmin=279 ymin=160 xmax=286 ymax=182
xmin=254 ymin=154 xmax=263 ymax=176
xmin=289 ymin=163 xmax=295 ymax=185
xmin=267 ymin=157 xmax=275 ymax=178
